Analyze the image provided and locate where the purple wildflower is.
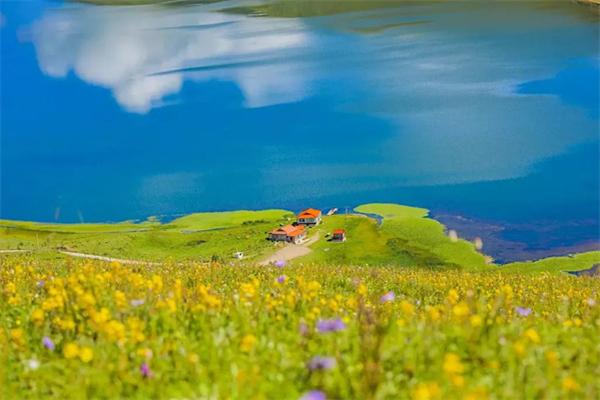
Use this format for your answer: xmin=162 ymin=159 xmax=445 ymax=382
xmin=277 ymin=275 xmax=287 ymax=284
xmin=316 ymin=318 xmax=346 ymax=333
xmin=300 ymin=390 xmax=327 ymax=400
xmin=515 ymin=306 xmax=532 ymax=317
xmin=308 ymin=356 xmax=336 ymax=371
xmin=42 ymin=336 xmax=55 ymax=351
xmin=380 ymin=291 xmax=395 ymax=303
xmin=37 ymin=280 xmax=45 ymax=288
xmin=140 ymin=362 xmax=153 ymax=378
xmin=130 ymin=299 xmax=145 ymax=307
xmin=274 ymin=260 xmax=287 ymax=268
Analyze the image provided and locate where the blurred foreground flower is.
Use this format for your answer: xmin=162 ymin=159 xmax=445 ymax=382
xmin=516 ymin=306 xmax=532 ymax=317
xmin=381 ymin=291 xmax=396 ymax=303
xmin=140 ymin=363 xmax=153 ymax=378
xmin=131 ymin=299 xmax=145 ymax=307
xmin=42 ymin=336 xmax=54 ymax=351
xmin=26 ymin=358 xmax=40 ymax=371
xmin=240 ymin=334 xmax=257 ymax=352
xmin=300 ymin=390 xmax=326 ymax=400
xmin=316 ymin=318 xmax=346 ymax=333
xmin=308 ymin=356 xmax=336 ymax=371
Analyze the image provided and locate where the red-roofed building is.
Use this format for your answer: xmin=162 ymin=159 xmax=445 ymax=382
xmin=269 ymin=224 xmax=307 ymax=244
xmin=332 ymin=229 xmax=346 ymax=242
xmin=297 ymin=208 xmax=322 ymax=225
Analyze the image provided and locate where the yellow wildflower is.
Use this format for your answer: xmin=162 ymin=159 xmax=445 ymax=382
xmin=240 ymin=334 xmax=257 ymax=353
xmin=10 ymin=328 xmax=24 ymax=347
xmin=426 ymin=306 xmax=441 ymax=321
xmin=31 ymin=308 xmax=45 ymax=325
xmin=357 ymin=283 xmax=368 ymax=296
xmin=524 ymin=328 xmax=540 ymax=344
xmin=470 ymin=315 xmax=482 ymax=327
xmin=562 ymin=376 xmax=580 ymax=392
xmin=399 ymin=300 xmax=415 ymax=316
xmin=452 ymin=301 xmax=470 ymax=318
xmin=443 ymin=353 xmax=464 ymax=375
xmin=63 ymin=342 xmax=79 ymax=359
xmin=447 ymin=289 xmax=459 ymax=305
xmin=114 ymin=291 xmax=127 ymax=310
xmin=412 ymin=382 xmax=440 ymax=400
xmin=513 ymin=341 xmax=526 ymax=357
xmin=79 ymin=347 xmax=94 ymax=363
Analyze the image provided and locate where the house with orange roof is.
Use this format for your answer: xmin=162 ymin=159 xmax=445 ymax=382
xmin=332 ymin=229 xmax=346 ymax=242
xmin=269 ymin=224 xmax=307 ymax=244
xmin=297 ymin=208 xmax=322 ymax=225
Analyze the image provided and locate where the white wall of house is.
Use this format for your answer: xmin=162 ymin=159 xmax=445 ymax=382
xmin=298 ymin=216 xmax=321 ymax=225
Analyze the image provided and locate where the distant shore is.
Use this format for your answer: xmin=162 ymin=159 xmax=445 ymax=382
xmin=575 ymin=0 xmax=600 ymax=6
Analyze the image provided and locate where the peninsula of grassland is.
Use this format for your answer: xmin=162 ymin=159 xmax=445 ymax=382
xmin=1 ymin=203 xmax=599 ymax=274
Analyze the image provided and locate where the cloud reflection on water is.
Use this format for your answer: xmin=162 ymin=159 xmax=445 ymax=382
xmin=29 ymin=5 xmax=312 ymax=113
xmin=20 ymin=1 xmax=600 ymax=201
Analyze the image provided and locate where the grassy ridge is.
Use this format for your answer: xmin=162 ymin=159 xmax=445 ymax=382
xmin=299 ymin=204 xmax=488 ymax=271
xmin=500 ymin=251 xmax=600 ymax=274
xmin=0 ymin=210 xmax=293 ymax=262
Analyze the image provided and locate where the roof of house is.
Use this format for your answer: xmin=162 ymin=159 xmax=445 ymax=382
xmin=271 ymin=224 xmax=305 ymax=236
xmin=287 ymin=225 xmax=306 ymax=237
xmin=297 ymin=208 xmax=321 ymax=218
xmin=270 ymin=225 xmax=296 ymax=235
xmin=333 ymin=229 xmax=346 ymax=235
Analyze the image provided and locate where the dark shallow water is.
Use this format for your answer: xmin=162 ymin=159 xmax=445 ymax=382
xmin=1 ymin=0 xmax=599 ymax=261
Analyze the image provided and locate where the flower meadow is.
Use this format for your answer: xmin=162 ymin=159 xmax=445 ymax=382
xmin=1 ymin=256 xmax=599 ymax=399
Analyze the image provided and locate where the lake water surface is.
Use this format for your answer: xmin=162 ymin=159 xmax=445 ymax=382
xmin=1 ymin=0 xmax=599 ymax=261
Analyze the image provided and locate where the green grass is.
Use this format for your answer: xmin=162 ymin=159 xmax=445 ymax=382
xmin=0 ymin=219 xmax=156 ymax=234
xmin=221 ymin=0 xmax=426 ymax=19
xmin=500 ymin=251 xmax=600 ymax=274
xmin=166 ymin=210 xmax=292 ymax=231
xmin=297 ymin=203 xmax=489 ymax=270
xmin=0 ymin=210 xmax=292 ymax=263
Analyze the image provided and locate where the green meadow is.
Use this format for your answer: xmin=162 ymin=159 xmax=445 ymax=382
xmin=0 ymin=210 xmax=293 ymax=262
xmin=1 ymin=203 xmax=598 ymax=273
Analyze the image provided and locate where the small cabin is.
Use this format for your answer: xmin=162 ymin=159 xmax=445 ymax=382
xmin=297 ymin=208 xmax=322 ymax=225
xmin=332 ymin=229 xmax=346 ymax=242
xmin=269 ymin=224 xmax=307 ymax=244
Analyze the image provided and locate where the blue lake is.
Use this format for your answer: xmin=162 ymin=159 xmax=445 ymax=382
xmin=1 ymin=0 xmax=599 ymax=261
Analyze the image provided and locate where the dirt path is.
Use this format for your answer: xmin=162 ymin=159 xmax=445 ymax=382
xmin=0 ymin=249 xmax=29 ymax=254
xmin=259 ymin=232 xmax=320 ymax=266
xmin=58 ymin=251 xmax=161 ymax=266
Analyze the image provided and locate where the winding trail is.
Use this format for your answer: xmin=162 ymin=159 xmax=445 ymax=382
xmin=259 ymin=232 xmax=320 ymax=266
xmin=58 ymin=251 xmax=161 ymax=266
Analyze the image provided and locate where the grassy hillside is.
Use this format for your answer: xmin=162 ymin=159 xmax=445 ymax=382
xmin=0 ymin=210 xmax=293 ymax=263
xmin=2 ymin=255 xmax=599 ymax=399
xmin=500 ymin=251 xmax=600 ymax=274
xmin=297 ymin=204 xmax=489 ymax=271
xmin=0 ymin=204 xmax=491 ymax=270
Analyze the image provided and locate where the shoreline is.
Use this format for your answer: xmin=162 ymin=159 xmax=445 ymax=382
xmin=432 ymin=212 xmax=600 ymax=263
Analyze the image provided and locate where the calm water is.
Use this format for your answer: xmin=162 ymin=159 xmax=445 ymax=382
xmin=1 ymin=1 xmax=599 ymax=261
